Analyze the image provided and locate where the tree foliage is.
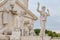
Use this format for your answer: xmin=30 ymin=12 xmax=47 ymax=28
xmin=34 ymin=29 xmax=60 ymax=38
xmin=34 ymin=29 xmax=40 ymax=36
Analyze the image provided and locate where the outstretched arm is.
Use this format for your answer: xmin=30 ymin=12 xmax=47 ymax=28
xmin=37 ymin=2 xmax=41 ymax=13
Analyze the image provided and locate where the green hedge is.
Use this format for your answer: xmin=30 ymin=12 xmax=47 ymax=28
xmin=34 ymin=29 xmax=60 ymax=38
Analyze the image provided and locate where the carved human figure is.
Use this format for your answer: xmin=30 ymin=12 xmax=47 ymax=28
xmin=23 ymin=20 xmax=36 ymax=36
xmin=23 ymin=21 xmax=29 ymax=36
xmin=28 ymin=21 xmax=36 ymax=36
xmin=0 ymin=8 xmax=9 ymax=34
xmin=3 ymin=4 xmax=18 ymax=35
xmin=0 ymin=8 xmax=8 ymax=25
xmin=37 ymin=2 xmax=50 ymax=36
xmin=9 ymin=4 xmax=18 ymax=34
xmin=0 ymin=4 xmax=18 ymax=35
xmin=18 ymin=10 xmax=26 ymax=36
xmin=10 ymin=4 xmax=21 ymax=40
xmin=10 ymin=25 xmax=20 ymax=40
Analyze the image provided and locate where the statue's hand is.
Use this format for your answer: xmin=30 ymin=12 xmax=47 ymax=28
xmin=37 ymin=2 xmax=40 ymax=11
xmin=38 ymin=2 xmax=40 ymax=7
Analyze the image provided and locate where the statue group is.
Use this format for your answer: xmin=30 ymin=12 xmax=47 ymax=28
xmin=10 ymin=2 xmax=50 ymax=40
xmin=0 ymin=3 xmax=36 ymax=40
xmin=0 ymin=0 xmax=50 ymax=40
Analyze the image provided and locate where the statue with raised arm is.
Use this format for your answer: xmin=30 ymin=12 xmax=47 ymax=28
xmin=37 ymin=2 xmax=50 ymax=36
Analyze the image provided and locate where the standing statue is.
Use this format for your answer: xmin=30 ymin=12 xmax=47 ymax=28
xmin=23 ymin=21 xmax=30 ymax=36
xmin=2 ymin=4 xmax=18 ymax=35
xmin=0 ymin=8 xmax=9 ymax=34
xmin=37 ymin=2 xmax=50 ymax=36
xmin=10 ymin=4 xmax=21 ymax=40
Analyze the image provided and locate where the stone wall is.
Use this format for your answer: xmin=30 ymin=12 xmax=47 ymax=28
xmin=0 ymin=35 xmax=10 ymax=40
xmin=0 ymin=35 xmax=60 ymax=40
xmin=20 ymin=36 xmax=51 ymax=40
xmin=51 ymin=37 xmax=60 ymax=40
xmin=21 ymin=36 xmax=60 ymax=40
xmin=21 ymin=36 xmax=41 ymax=40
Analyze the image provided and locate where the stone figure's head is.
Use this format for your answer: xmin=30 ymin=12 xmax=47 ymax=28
xmin=10 ymin=4 xmax=14 ymax=9
xmin=42 ymin=6 xmax=46 ymax=11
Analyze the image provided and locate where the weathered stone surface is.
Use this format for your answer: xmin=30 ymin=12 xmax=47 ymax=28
xmin=0 ymin=35 xmax=10 ymax=40
xmin=0 ymin=0 xmax=59 ymax=40
xmin=0 ymin=0 xmax=38 ymax=40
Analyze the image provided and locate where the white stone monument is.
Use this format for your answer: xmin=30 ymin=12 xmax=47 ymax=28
xmin=37 ymin=2 xmax=50 ymax=40
xmin=0 ymin=0 xmax=38 ymax=40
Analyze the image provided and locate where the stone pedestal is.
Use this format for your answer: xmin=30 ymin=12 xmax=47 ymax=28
xmin=0 ymin=35 xmax=10 ymax=40
xmin=40 ymin=35 xmax=51 ymax=40
xmin=10 ymin=31 xmax=20 ymax=40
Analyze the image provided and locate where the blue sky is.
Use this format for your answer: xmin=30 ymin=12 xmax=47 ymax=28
xmin=28 ymin=0 xmax=60 ymax=33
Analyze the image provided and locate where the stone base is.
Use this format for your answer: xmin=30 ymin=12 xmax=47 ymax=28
xmin=0 ymin=35 xmax=10 ymax=40
xmin=20 ymin=36 xmax=51 ymax=40
xmin=40 ymin=35 xmax=51 ymax=40
xmin=0 ymin=35 xmax=51 ymax=40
